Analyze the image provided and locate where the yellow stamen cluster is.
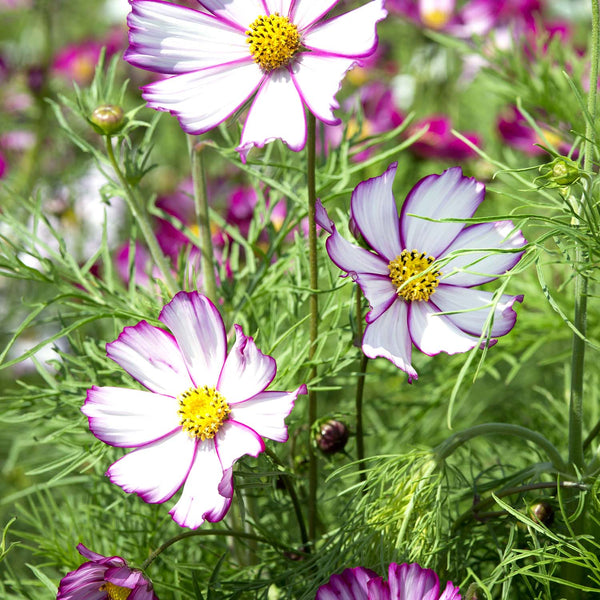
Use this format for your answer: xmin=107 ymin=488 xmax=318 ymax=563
xmin=388 ymin=249 xmax=441 ymax=302
xmin=99 ymin=582 xmax=132 ymax=600
xmin=421 ymin=9 xmax=451 ymax=29
xmin=178 ymin=385 xmax=231 ymax=440
xmin=246 ymin=13 xmax=301 ymax=71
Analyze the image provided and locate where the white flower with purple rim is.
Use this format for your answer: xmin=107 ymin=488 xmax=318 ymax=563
xmin=82 ymin=291 xmax=306 ymax=529
xmin=57 ymin=543 xmax=157 ymax=600
xmin=316 ymin=562 xmax=461 ymax=600
xmin=316 ymin=162 xmax=526 ymax=382
xmin=124 ymin=0 xmax=387 ymax=159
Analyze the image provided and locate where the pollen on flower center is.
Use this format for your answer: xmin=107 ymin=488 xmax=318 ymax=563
xmin=99 ymin=582 xmax=132 ymax=600
xmin=388 ymin=249 xmax=441 ymax=302
xmin=246 ymin=13 xmax=301 ymax=71
xmin=178 ymin=385 xmax=231 ymax=440
xmin=421 ymin=9 xmax=451 ymax=29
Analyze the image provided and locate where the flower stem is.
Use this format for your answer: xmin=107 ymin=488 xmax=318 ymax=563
xmin=354 ymin=285 xmax=368 ymax=483
xmin=104 ymin=136 xmax=178 ymax=296
xmin=140 ymin=528 xmax=293 ymax=571
xmin=435 ymin=422 xmax=567 ymax=472
xmin=188 ymin=136 xmax=218 ymax=303
xmin=306 ymin=113 xmax=319 ymax=542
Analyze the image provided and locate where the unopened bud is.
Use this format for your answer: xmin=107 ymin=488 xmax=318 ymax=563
xmin=90 ymin=104 xmax=125 ymax=135
xmin=529 ymin=500 xmax=554 ymax=526
xmin=315 ymin=419 xmax=349 ymax=455
xmin=537 ymin=156 xmax=580 ymax=188
xmin=465 ymin=583 xmax=482 ymax=600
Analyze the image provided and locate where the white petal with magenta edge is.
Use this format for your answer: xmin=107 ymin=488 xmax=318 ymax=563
xmin=291 ymin=0 xmax=339 ymax=30
xmin=354 ymin=273 xmax=397 ymax=324
xmin=107 ymin=431 xmax=196 ymax=504
xmin=215 ymin=420 xmax=264 ymax=471
xmin=142 ymin=60 xmax=263 ymax=135
xmin=83 ymin=386 xmax=180 ymax=448
xmin=159 ymin=292 xmax=227 ymax=389
xmin=198 ymin=0 xmax=264 ymax=28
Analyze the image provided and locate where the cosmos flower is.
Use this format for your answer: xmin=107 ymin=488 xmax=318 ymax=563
xmin=124 ymin=0 xmax=387 ymax=158
xmin=316 ymin=162 xmax=526 ymax=382
xmin=82 ymin=291 xmax=306 ymax=529
xmin=57 ymin=543 xmax=157 ymax=600
xmin=316 ymin=561 xmax=461 ymax=600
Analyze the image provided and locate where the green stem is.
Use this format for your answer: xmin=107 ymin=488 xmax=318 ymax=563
xmin=188 ymin=136 xmax=218 ymax=303
xmin=354 ymin=285 xmax=368 ymax=483
xmin=265 ymin=447 xmax=309 ymax=552
xmin=105 ymin=137 xmax=178 ymax=296
xmin=306 ymin=113 xmax=319 ymax=542
xmin=435 ymin=422 xmax=567 ymax=472
xmin=140 ymin=528 xmax=291 ymax=571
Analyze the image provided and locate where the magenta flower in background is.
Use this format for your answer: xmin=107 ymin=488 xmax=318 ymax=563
xmin=316 ymin=163 xmax=526 ymax=382
xmin=316 ymin=561 xmax=461 ymax=600
xmin=57 ymin=543 xmax=157 ymax=600
xmin=82 ymin=291 xmax=306 ymax=528
xmin=124 ymin=0 xmax=387 ymax=158
xmin=408 ymin=115 xmax=481 ymax=161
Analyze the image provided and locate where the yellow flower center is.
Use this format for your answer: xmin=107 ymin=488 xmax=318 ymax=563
xmin=178 ymin=385 xmax=231 ymax=440
xmin=388 ymin=250 xmax=441 ymax=302
xmin=421 ymin=9 xmax=451 ymax=29
xmin=246 ymin=13 xmax=301 ymax=71
xmin=100 ymin=582 xmax=132 ymax=600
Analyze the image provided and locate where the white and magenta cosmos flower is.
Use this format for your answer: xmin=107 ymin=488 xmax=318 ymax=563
xmin=316 ymin=163 xmax=526 ymax=382
xmin=57 ymin=543 xmax=157 ymax=600
xmin=316 ymin=562 xmax=461 ymax=600
xmin=124 ymin=0 xmax=387 ymax=157
xmin=82 ymin=291 xmax=306 ymax=529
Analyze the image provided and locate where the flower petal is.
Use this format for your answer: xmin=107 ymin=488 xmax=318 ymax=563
xmin=229 ymin=385 xmax=305 ymax=442
xmin=400 ymin=167 xmax=485 ymax=257
xmin=83 ymin=386 xmax=180 ymax=448
xmin=316 ymin=567 xmax=378 ymax=600
xmin=169 ymin=441 xmax=233 ymax=528
xmin=302 ymin=0 xmax=387 ymax=57
xmin=362 ymin=299 xmax=417 ymax=381
xmin=440 ymin=221 xmax=527 ymax=286
xmin=291 ymin=53 xmax=356 ymax=124
xmin=439 ymin=580 xmax=462 ymax=600
xmin=126 ymin=0 xmax=249 ymax=74
xmin=238 ymin=69 xmax=306 ymax=157
xmin=366 ymin=578 xmax=391 ymax=600
xmin=350 ymin=162 xmax=402 ymax=261
xmin=292 ymin=0 xmax=338 ymax=30
xmin=432 ymin=285 xmax=523 ymax=337
xmin=159 ymin=291 xmax=227 ymax=388
xmin=354 ymin=273 xmax=397 ymax=323
xmin=265 ymin=0 xmax=294 ymax=16
xmin=198 ymin=0 xmax=264 ymax=28
xmin=107 ymin=431 xmax=195 ymax=504
xmin=215 ymin=420 xmax=265 ymax=471
xmin=409 ymin=300 xmax=480 ymax=357
xmin=387 ymin=563 xmax=439 ymax=600
xmin=217 ymin=325 xmax=276 ymax=404
xmin=141 ymin=60 xmax=263 ymax=135
xmin=106 ymin=320 xmax=192 ymax=395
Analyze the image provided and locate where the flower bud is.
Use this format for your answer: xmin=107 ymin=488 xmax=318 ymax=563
xmin=315 ymin=419 xmax=349 ymax=455
xmin=90 ymin=104 xmax=125 ymax=135
xmin=529 ymin=500 xmax=554 ymax=526
xmin=465 ymin=583 xmax=482 ymax=600
xmin=537 ymin=156 xmax=580 ymax=188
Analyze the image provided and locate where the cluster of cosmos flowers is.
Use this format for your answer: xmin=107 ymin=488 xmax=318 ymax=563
xmin=56 ymin=0 xmax=529 ymax=597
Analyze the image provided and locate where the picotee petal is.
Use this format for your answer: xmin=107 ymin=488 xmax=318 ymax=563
xmin=302 ymin=0 xmax=387 ymax=58
xmin=291 ymin=0 xmax=338 ymax=30
xmin=217 ymin=324 xmax=276 ymax=404
xmin=83 ymin=386 xmax=180 ymax=448
xmin=141 ymin=61 xmax=263 ymax=136
xmin=354 ymin=273 xmax=397 ymax=324
xmin=215 ymin=420 xmax=265 ymax=471
xmin=159 ymin=291 xmax=227 ymax=388
xmin=351 ymin=162 xmax=402 ymax=261
xmin=400 ymin=167 xmax=485 ymax=257
xmin=125 ymin=0 xmax=249 ymax=74
xmin=238 ymin=69 xmax=306 ymax=158
xmin=316 ymin=567 xmax=377 ymax=600
xmin=387 ymin=562 xmax=440 ymax=600
xmin=169 ymin=441 xmax=232 ymax=528
xmin=198 ymin=0 xmax=264 ymax=29
xmin=107 ymin=431 xmax=195 ymax=504
xmin=106 ymin=320 xmax=192 ymax=395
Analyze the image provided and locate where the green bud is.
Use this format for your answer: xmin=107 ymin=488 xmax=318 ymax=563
xmin=536 ymin=156 xmax=581 ymax=188
xmin=90 ymin=104 xmax=125 ymax=135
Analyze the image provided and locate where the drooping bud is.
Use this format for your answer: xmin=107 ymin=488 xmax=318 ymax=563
xmin=315 ymin=418 xmax=349 ymax=455
xmin=90 ymin=104 xmax=125 ymax=135
xmin=536 ymin=156 xmax=581 ymax=188
xmin=529 ymin=500 xmax=554 ymax=526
